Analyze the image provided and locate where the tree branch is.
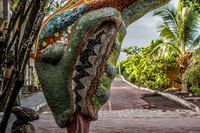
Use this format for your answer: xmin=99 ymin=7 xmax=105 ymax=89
xmin=18 ymin=0 xmax=40 ymax=66
xmin=0 ymin=0 xmax=47 ymax=132
xmin=0 ymin=0 xmax=24 ymax=92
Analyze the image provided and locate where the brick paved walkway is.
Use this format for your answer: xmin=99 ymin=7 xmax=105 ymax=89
xmin=32 ymin=77 xmax=200 ymax=133
xmin=101 ymin=89 xmax=149 ymax=110
xmin=98 ymin=109 xmax=200 ymax=118
xmin=90 ymin=117 xmax=200 ymax=133
xmin=101 ymin=77 xmax=151 ymax=110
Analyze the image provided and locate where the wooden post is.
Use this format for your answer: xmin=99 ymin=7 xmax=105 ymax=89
xmin=0 ymin=0 xmax=9 ymax=39
xmin=0 ymin=0 xmax=3 ymax=39
xmin=3 ymin=0 xmax=9 ymax=22
xmin=0 ymin=0 xmax=3 ymax=27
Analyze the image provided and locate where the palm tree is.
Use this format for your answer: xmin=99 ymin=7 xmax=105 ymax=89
xmin=181 ymin=0 xmax=200 ymax=14
xmin=149 ymin=2 xmax=200 ymax=91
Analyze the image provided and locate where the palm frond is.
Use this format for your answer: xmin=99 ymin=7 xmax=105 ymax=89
xmin=173 ymin=74 xmax=182 ymax=84
xmin=192 ymin=47 xmax=200 ymax=58
xmin=177 ymin=1 xmax=183 ymax=14
xmin=152 ymin=2 xmax=200 ymax=68
xmin=148 ymin=42 xmax=181 ymax=62
xmin=178 ymin=6 xmax=200 ymax=47
xmin=190 ymin=34 xmax=200 ymax=50
xmin=153 ymin=4 xmax=177 ymax=28
xmin=158 ymin=23 xmax=180 ymax=47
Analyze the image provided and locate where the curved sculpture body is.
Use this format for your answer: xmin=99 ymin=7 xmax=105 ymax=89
xmin=34 ymin=0 xmax=170 ymax=132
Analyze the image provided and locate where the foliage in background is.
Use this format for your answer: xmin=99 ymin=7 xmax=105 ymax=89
xmin=148 ymin=2 xmax=200 ymax=91
xmin=181 ymin=0 xmax=200 ymax=13
xmin=149 ymin=2 xmax=200 ymax=79
xmin=14 ymin=0 xmax=145 ymax=16
xmin=183 ymin=59 xmax=200 ymax=96
xmin=117 ymin=39 xmax=177 ymax=89
xmin=45 ymin=0 xmax=144 ymax=16
xmin=13 ymin=0 xmax=68 ymax=16
xmin=44 ymin=0 xmax=68 ymax=16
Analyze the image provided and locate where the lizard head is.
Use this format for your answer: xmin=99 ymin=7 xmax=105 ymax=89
xmin=35 ymin=0 xmax=169 ymax=127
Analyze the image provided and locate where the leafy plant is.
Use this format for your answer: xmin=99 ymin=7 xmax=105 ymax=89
xmin=189 ymin=86 xmax=200 ymax=96
xmin=183 ymin=61 xmax=200 ymax=95
xmin=181 ymin=0 xmax=200 ymax=14
xmin=115 ymin=74 xmax=120 ymax=77
xmin=183 ymin=62 xmax=200 ymax=87
xmin=173 ymin=75 xmax=182 ymax=84
xmin=121 ymin=70 xmax=130 ymax=82
xmin=119 ymin=39 xmax=177 ymax=89
xmin=19 ymin=96 xmax=24 ymax=100
xmin=146 ymin=81 xmax=155 ymax=89
xmin=44 ymin=0 xmax=68 ymax=16
xmin=166 ymin=87 xmax=181 ymax=91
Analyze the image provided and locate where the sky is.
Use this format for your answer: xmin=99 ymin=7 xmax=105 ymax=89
xmin=119 ymin=0 xmax=179 ymax=61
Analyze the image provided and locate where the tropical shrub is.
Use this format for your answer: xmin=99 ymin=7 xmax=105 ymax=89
xmin=189 ymin=86 xmax=200 ymax=96
xmin=121 ymin=70 xmax=130 ymax=81
xmin=183 ymin=63 xmax=200 ymax=86
xmin=118 ymin=39 xmax=177 ymax=89
xmin=183 ymin=61 xmax=200 ymax=95
xmin=146 ymin=80 xmax=155 ymax=89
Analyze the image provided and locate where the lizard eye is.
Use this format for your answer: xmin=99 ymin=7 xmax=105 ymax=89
xmin=43 ymin=58 xmax=59 ymax=65
xmin=39 ymin=43 xmax=65 ymax=65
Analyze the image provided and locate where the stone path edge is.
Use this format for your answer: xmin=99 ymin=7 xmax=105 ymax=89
xmin=20 ymin=92 xmax=47 ymax=112
xmin=31 ymin=101 xmax=47 ymax=112
xmin=120 ymin=76 xmax=200 ymax=113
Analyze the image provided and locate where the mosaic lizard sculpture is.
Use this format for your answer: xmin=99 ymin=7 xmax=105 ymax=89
xmin=34 ymin=0 xmax=169 ymax=132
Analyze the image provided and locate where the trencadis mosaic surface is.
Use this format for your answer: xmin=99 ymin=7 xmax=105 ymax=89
xmin=34 ymin=0 xmax=170 ymax=130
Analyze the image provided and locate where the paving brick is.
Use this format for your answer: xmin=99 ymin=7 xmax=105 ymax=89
xmin=32 ymin=78 xmax=200 ymax=132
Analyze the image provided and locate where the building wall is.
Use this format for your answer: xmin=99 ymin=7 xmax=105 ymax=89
xmin=168 ymin=67 xmax=182 ymax=89
xmin=25 ymin=58 xmax=36 ymax=86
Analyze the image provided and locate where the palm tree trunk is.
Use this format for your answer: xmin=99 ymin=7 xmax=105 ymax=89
xmin=179 ymin=66 xmax=188 ymax=91
xmin=182 ymin=81 xmax=187 ymax=91
xmin=180 ymin=67 xmax=188 ymax=91
xmin=181 ymin=43 xmax=185 ymax=54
